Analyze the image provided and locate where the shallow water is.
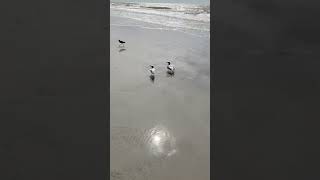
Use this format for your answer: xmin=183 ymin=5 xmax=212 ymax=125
xmin=110 ymin=16 xmax=210 ymax=180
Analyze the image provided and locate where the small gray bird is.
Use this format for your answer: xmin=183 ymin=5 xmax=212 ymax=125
xmin=149 ymin=65 xmax=155 ymax=75
xmin=167 ymin=62 xmax=175 ymax=72
xmin=118 ymin=40 xmax=125 ymax=46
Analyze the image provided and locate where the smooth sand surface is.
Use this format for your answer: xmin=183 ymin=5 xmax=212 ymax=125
xmin=110 ymin=16 xmax=210 ymax=180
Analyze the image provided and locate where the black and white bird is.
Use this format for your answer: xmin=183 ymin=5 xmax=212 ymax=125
xmin=118 ymin=40 xmax=125 ymax=46
xmin=149 ymin=65 xmax=155 ymax=75
xmin=167 ymin=62 xmax=175 ymax=72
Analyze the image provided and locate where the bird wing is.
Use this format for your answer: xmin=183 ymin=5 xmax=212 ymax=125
xmin=168 ymin=65 xmax=174 ymax=71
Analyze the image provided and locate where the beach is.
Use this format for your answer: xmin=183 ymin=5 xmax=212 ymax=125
xmin=110 ymin=9 xmax=210 ymax=180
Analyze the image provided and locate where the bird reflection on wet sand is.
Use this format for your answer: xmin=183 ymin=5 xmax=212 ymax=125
xmin=166 ymin=70 xmax=175 ymax=77
xmin=119 ymin=48 xmax=126 ymax=53
xmin=149 ymin=75 xmax=155 ymax=83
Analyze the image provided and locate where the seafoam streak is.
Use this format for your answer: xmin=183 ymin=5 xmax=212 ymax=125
xmin=110 ymin=2 xmax=210 ymax=36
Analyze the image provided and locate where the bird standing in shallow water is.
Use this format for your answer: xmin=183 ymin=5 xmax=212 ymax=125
xmin=149 ymin=65 xmax=155 ymax=75
xmin=149 ymin=65 xmax=155 ymax=82
xmin=118 ymin=40 xmax=125 ymax=47
xmin=167 ymin=62 xmax=175 ymax=73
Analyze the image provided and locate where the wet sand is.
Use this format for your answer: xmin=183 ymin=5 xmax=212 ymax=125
xmin=110 ymin=16 xmax=210 ymax=180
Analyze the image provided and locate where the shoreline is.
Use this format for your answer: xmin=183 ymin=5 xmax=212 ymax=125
xmin=110 ymin=2 xmax=210 ymax=37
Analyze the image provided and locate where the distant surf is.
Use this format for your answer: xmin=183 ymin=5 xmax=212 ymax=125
xmin=110 ymin=2 xmax=210 ymax=35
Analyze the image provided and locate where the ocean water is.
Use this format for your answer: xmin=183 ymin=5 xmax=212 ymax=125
xmin=110 ymin=0 xmax=210 ymax=37
xmin=111 ymin=0 xmax=209 ymax=5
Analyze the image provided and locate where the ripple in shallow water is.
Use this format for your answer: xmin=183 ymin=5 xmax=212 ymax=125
xmin=145 ymin=125 xmax=177 ymax=158
xmin=111 ymin=125 xmax=178 ymax=180
xmin=111 ymin=125 xmax=177 ymax=158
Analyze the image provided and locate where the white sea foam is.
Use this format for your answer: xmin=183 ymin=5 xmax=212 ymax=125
xmin=110 ymin=2 xmax=210 ymax=34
